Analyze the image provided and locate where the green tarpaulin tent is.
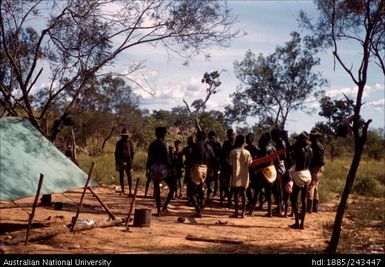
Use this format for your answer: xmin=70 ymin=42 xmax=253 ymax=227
xmin=0 ymin=117 xmax=96 ymax=201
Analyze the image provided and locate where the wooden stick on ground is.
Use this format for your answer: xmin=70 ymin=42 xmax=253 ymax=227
xmin=186 ymin=234 xmax=244 ymax=244
xmin=25 ymin=174 xmax=44 ymax=245
xmin=5 ymin=219 xmax=126 ymax=246
xmin=70 ymin=162 xmax=95 ymax=232
xmin=125 ymin=178 xmax=140 ymax=229
xmin=87 ymin=187 xmax=116 ymax=220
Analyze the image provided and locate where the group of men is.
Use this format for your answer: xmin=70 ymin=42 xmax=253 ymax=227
xmin=114 ymin=126 xmax=325 ymax=229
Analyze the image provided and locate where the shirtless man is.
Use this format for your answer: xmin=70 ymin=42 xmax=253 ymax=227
xmin=220 ymin=129 xmax=235 ymax=206
xmin=271 ymin=128 xmax=287 ymax=216
xmin=248 ymin=133 xmax=277 ymax=217
xmin=189 ymin=131 xmax=216 ymax=218
xmin=182 ymin=136 xmax=195 ymax=203
xmin=146 ymin=127 xmax=175 ymax=216
xmin=206 ymin=131 xmax=221 ymax=202
xmin=289 ymin=131 xmax=313 ymax=229
xmin=244 ymin=133 xmax=259 ymax=209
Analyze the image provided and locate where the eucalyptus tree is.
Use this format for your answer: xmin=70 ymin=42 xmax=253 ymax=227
xmin=0 ymin=0 xmax=240 ymax=140
xmin=300 ymin=0 xmax=385 ymax=253
xmin=226 ymin=32 xmax=327 ymax=129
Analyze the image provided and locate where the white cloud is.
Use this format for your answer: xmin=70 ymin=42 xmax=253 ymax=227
xmin=304 ymin=95 xmax=320 ymax=109
xmin=368 ymin=98 xmax=385 ymax=107
xmin=326 ymin=84 xmax=383 ymax=99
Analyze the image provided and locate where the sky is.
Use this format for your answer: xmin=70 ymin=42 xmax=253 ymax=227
xmin=111 ymin=0 xmax=385 ymax=133
xmin=33 ymin=0 xmax=385 ymax=134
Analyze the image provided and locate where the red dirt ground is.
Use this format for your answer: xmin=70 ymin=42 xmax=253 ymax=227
xmin=0 ymin=186 xmax=383 ymax=254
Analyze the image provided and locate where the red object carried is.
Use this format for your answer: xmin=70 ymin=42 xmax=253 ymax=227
xmin=250 ymin=148 xmax=287 ymax=167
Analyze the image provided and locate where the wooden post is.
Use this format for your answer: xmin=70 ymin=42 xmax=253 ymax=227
xmin=70 ymin=128 xmax=78 ymax=165
xmin=125 ymin=178 xmax=140 ymax=229
xmin=87 ymin=187 xmax=116 ymax=220
xmin=25 ymin=174 xmax=44 ymax=245
xmin=71 ymin=162 xmax=95 ymax=232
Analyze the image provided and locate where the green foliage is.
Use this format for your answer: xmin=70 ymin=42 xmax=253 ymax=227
xmin=314 ymin=96 xmax=354 ymax=161
xmin=318 ymin=96 xmax=353 ymax=134
xmin=226 ymin=32 xmax=327 ymax=129
xmin=78 ymin=145 xmax=148 ymax=186
xmin=364 ymin=128 xmax=385 ymax=160
xmin=353 ymin=174 xmax=385 ymax=198
xmin=320 ymin=157 xmax=385 ymax=202
xmin=1 ymin=0 xmax=239 ymax=139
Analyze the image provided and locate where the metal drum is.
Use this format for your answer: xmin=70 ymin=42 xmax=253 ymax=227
xmin=133 ymin=208 xmax=151 ymax=227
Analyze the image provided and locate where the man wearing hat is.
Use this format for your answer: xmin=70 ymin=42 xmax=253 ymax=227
xmin=289 ymin=131 xmax=313 ymax=229
xmin=307 ymin=129 xmax=325 ymax=213
xmin=115 ymin=128 xmax=135 ymax=196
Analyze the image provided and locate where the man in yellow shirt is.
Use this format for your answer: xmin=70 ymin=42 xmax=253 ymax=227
xmin=228 ymin=135 xmax=252 ymax=218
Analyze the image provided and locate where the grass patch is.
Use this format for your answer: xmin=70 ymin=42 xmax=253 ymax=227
xmin=78 ymin=146 xmax=148 ymax=187
xmin=319 ymin=157 xmax=385 ymax=202
xmin=352 ymin=175 xmax=385 ymax=198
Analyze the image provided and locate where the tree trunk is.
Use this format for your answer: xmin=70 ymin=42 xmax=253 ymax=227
xmin=82 ymin=121 xmax=87 ymax=147
xmin=325 ymin=119 xmax=371 ymax=253
xmin=101 ymin=115 xmax=119 ymax=152
xmin=70 ymin=128 xmax=78 ymax=165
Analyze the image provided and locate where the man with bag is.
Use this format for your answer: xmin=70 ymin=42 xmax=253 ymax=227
xmin=189 ymin=131 xmax=217 ymax=218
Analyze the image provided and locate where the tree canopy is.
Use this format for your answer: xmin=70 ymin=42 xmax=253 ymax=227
xmin=300 ymin=0 xmax=384 ymax=253
xmin=226 ymin=32 xmax=327 ymax=129
xmin=0 ymin=0 xmax=240 ymax=140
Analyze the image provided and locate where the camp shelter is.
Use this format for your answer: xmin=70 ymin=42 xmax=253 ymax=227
xmin=0 ymin=117 xmax=96 ymax=201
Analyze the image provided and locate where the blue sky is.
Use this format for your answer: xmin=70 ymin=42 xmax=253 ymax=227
xmin=111 ymin=0 xmax=384 ymax=133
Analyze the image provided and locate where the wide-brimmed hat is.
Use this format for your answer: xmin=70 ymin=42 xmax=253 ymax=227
xmin=121 ymin=128 xmax=129 ymax=136
xmin=310 ymin=129 xmax=323 ymax=137
xmin=295 ymin=131 xmax=310 ymax=143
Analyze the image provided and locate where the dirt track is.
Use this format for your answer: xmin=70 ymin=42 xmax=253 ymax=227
xmin=0 ymin=186 xmax=382 ymax=254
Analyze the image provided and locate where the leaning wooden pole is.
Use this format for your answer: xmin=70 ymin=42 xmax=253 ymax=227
xmin=25 ymin=174 xmax=44 ymax=245
xmin=6 ymin=219 xmax=125 ymax=245
xmin=125 ymin=178 xmax=140 ymax=229
xmin=71 ymin=162 xmax=95 ymax=232
xmin=70 ymin=128 xmax=78 ymax=165
xmin=88 ymin=187 xmax=116 ymax=220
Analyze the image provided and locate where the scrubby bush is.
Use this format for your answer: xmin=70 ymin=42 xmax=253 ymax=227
xmin=353 ymin=174 xmax=385 ymax=197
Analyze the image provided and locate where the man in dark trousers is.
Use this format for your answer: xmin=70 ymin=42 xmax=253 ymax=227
xmin=206 ymin=131 xmax=222 ymax=202
xmin=146 ymin=127 xmax=175 ymax=216
xmin=271 ymin=128 xmax=287 ymax=216
xmin=115 ymin=128 xmax=135 ymax=196
xmin=289 ymin=131 xmax=313 ymax=229
xmin=307 ymin=130 xmax=325 ymax=213
xmin=189 ymin=131 xmax=216 ymax=218
xmin=172 ymin=140 xmax=184 ymax=198
xmin=182 ymin=136 xmax=195 ymax=202
xmin=281 ymin=129 xmax=293 ymax=217
xmin=245 ymin=133 xmax=259 ymax=209
xmin=248 ymin=132 xmax=277 ymax=217
xmin=219 ymin=129 xmax=235 ymax=206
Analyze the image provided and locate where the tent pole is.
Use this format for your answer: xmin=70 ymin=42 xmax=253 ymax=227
xmin=70 ymin=162 xmax=95 ymax=232
xmin=87 ymin=186 xmax=116 ymax=220
xmin=125 ymin=178 xmax=140 ymax=230
xmin=25 ymin=174 xmax=44 ymax=245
